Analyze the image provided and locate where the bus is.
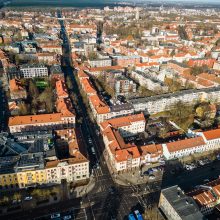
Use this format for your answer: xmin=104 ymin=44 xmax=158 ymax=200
xmin=134 ymin=210 xmax=144 ymax=220
xmin=128 ymin=214 xmax=136 ymax=220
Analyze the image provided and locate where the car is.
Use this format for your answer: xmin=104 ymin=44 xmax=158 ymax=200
xmin=51 ymin=213 xmax=61 ymax=219
xmin=24 ymin=196 xmax=32 ymax=201
xmin=63 ymin=215 xmax=71 ymax=220
xmin=149 ymin=174 xmax=155 ymax=180
xmin=143 ymin=171 xmax=149 ymax=176
xmin=204 ymin=179 xmax=210 ymax=183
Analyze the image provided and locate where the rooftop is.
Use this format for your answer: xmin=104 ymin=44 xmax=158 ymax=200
xmin=161 ymin=185 xmax=204 ymax=220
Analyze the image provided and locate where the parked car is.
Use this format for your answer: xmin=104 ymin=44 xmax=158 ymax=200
xmin=204 ymin=179 xmax=210 ymax=183
xmin=149 ymin=174 xmax=155 ymax=180
xmin=51 ymin=213 xmax=61 ymax=219
xmin=24 ymin=196 xmax=32 ymax=201
xmin=63 ymin=215 xmax=71 ymax=220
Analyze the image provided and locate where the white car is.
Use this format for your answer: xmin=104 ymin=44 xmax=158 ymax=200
xmin=51 ymin=213 xmax=61 ymax=219
xmin=24 ymin=196 xmax=32 ymax=201
xmin=63 ymin=215 xmax=71 ymax=220
xmin=149 ymin=175 xmax=155 ymax=180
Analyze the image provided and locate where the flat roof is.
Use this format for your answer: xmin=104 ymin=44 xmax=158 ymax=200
xmin=161 ymin=185 xmax=204 ymax=220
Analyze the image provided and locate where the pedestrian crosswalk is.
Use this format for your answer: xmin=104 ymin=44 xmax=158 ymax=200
xmin=93 ymin=167 xmax=103 ymax=177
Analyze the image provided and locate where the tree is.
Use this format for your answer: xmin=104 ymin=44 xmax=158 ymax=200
xmin=12 ymin=193 xmax=21 ymax=201
xmin=87 ymin=52 xmax=98 ymax=60
xmin=18 ymin=103 xmax=29 ymax=115
xmin=190 ymin=65 xmax=209 ymax=76
xmin=66 ymin=75 xmax=73 ymax=90
xmin=178 ymin=25 xmax=189 ymax=40
xmin=38 ymin=87 xmax=54 ymax=113
xmin=28 ymin=79 xmax=39 ymax=98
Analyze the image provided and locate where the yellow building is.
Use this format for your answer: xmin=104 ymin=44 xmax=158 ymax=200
xmin=0 ymin=172 xmax=18 ymax=189
xmin=16 ymin=170 xmax=47 ymax=188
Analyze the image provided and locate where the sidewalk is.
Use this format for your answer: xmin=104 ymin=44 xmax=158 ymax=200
xmin=70 ymin=176 xmax=95 ymax=198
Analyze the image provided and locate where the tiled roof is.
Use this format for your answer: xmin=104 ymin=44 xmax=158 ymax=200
xmin=89 ymin=95 xmax=110 ymax=114
xmin=9 ymin=113 xmax=65 ymax=126
xmin=100 ymin=113 xmax=145 ymax=130
xmin=203 ymin=128 xmax=220 ymax=140
xmin=166 ymin=136 xmax=205 ymax=153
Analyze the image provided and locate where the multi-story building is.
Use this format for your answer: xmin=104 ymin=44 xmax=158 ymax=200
xmin=88 ymin=58 xmax=112 ymax=68
xmin=159 ymin=185 xmax=204 ymax=220
xmin=40 ymin=45 xmax=62 ymax=54
xmin=111 ymin=55 xmax=140 ymax=67
xmin=130 ymin=86 xmax=220 ymax=115
xmin=131 ymin=70 xmax=168 ymax=92
xmin=188 ymin=179 xmax=220 ymax=215
xmin=45 ymin=158 xmax=89 ymax=185
xmin=162 ymin=136 xmax=206 ymax=160
xmin=19 ymin=65 xmax=48 ymax=78
xmin=9 ymin=79 xmax=27 ymax=100
xmin=100 ymin=113 xmax=145 ymax=137
xmin=8 ymin=113 xmax=75 ymax=133
xmin=0 ymin=128 xmax=89 ymax=190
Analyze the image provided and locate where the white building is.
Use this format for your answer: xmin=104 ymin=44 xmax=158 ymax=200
xmin=130 ymin=86 xmax=220 ymax=115
xmin=45 ymin=159 xmax=89 ymax=184
xmin=20 ymin=65 xmax=48 ymax=78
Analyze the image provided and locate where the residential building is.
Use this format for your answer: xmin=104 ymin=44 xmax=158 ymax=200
xmin=19 ymin=65 xmax=48 ymax=78
xmin=188 ymin=178 xmax=220 ymax=215
xmin=111 ymin=55 xmax=140 ymax=67
xmin=100 ymin=113 xmax=145 ymax=137
xmin=130 ymin=86 xmax=220 ymax=115
xmin=9 ymin=79 xmax=27 ymax=100
xmin=88 ymin=58 xmax=112 ymax=68
xmin=159 ymin=185 xmax=204 ymax=220
xmin=8 ymin=112 xmax=75 ymax=133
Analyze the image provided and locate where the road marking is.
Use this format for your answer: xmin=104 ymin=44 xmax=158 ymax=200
xmin=83 ymin=208 xmax=87 ymax=220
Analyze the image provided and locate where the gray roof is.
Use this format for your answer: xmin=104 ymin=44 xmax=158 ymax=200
xmin=111 ymin=103 xmax=134 ymax=112
xmin=161 ymin=185 xmax=204 ymax=220
xmin=15 ymin=152 xmax=44 ymax=172
xmin=0 ymin=156 xmax=19 ymax=174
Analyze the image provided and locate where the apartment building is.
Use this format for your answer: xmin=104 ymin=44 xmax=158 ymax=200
xmin=100 ymin=113 xmax=145 ymax=137
xmin=20 ymin=65 xmax=48 ymax=78
xmin=81 ymin=78 xmax=97 ymax=96
xmin=8 ymin=113 xmax=75 ymax=133
xmin=0 ymin=128 xmax=89 ymax=190
xmin=111 ymin=55 xmax=140 ymax=67
xmin=159 ymin=186 xmax=204 ymax=220
xmin=131 ymin=70 xmax=168 ymax=92
xmin=41 ymin=45 xmax=62 ymax=54
xmin=9 ymin=79 xmax=27 ymax=100
xmin=130 ymin=86 xmax=220 ymax=115
xmin=88 ymin=94 xmax=111 ymax=123
xmin=162 ymin=136 xmax=206 ymax=160
xmin=45 ymin=158 xmax=89 ymax=185
xmin=88 ymin=58 xmax=112 ymax=68
xmin=188 ymin=179 xmax=220 ymax=215
xmin=102 ymin=126 xmax=141 ymax=172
